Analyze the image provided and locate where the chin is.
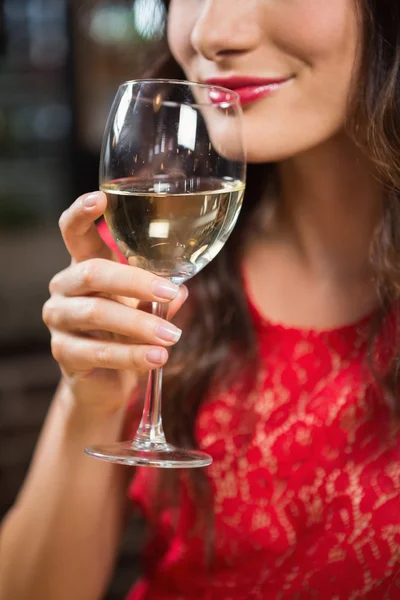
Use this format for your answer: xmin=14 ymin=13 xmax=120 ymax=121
xmin=242 ymin=110 xmax=348 ymax=164
xmin=242 ymin=119 xmax=296 ymax=163
xmin=244 ymin=131 xmax=343 ymax=164
xmin=245 ymin=144 xmax=300 ymax=164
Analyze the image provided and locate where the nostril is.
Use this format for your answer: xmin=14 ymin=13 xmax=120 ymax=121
xmin=216 ymin=48 xmax=248 ymax=58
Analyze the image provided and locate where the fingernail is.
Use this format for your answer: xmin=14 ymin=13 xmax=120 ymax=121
xmin=146 ymin=348 xmax=168 ymax=364
xmin=155 ymin=323 xmax=182 ymax=343
xmin=82 ymin=193 xmax=98 ymax=208
xmin=151 ymin=279 xmax=179 ymax=300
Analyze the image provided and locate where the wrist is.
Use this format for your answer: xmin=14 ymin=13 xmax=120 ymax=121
xmin=55 ymin=379 xmax=127 ymax=438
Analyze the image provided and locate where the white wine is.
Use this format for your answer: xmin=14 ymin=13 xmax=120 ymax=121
xmin=102 ymin=177 xmax=245 ymax=283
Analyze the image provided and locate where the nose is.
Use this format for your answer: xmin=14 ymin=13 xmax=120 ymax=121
xmin=190 ymin=0 xmax=261 ymax=62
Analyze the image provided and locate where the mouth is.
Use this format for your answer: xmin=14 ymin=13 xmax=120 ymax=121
xmin=204 ymin=75 xmax=293 ymax=107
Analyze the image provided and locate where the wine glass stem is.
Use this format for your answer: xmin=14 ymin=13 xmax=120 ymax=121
xmin=135 ymin=301 xmax=169 ymax=446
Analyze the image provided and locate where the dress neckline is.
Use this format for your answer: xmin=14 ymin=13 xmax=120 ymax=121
xmin=241 ymin=263 xmax=377 ymax=339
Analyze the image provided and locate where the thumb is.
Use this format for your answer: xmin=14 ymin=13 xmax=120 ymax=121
xmin=59 ymin=191 xmax=112 ymax=263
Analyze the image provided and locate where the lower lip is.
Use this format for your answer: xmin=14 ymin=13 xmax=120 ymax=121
xmin=210 ymin=81 xmax=290 ymax=107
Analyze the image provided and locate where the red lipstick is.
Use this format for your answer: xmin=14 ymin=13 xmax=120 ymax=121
xmin=206 ymin=76 xmax=292 ymax=106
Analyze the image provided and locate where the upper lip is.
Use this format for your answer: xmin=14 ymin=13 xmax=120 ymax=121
xmin=203 ymin=75 xmax=291 ymax=90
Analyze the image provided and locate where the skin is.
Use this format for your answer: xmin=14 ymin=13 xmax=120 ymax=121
xmin=169 ymin=0 xmax=362 ymax=162
xmin=168 ymin=0 xmax=381 ymax=329
xmin=0 ymin=2 xmax=384 ymax=599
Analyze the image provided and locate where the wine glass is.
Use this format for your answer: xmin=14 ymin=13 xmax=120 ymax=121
xmin=85 ymin=79 xmax=246 ymax=468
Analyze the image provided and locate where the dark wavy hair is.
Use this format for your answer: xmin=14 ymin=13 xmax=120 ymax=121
xmin=139 ymin=0 xmax=400 ymax=533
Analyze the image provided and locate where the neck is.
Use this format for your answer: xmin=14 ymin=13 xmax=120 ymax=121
xmin=275 ymin=133 xmax=383 ymax=280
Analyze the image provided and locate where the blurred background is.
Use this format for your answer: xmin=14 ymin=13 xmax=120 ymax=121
xmin=0 ymin=0 xmax=166 ymax=596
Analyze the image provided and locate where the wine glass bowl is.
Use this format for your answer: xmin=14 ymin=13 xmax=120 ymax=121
xmin=85 ymin=79 xmax=246 ymax=468
xmin=103 ymin=175 xmax=245 ymax=284
xmin=100 ymin=80 xmax=245 ymax=284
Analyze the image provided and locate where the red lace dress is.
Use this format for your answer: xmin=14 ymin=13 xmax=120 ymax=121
xmin=126 ymin=298 xmax=400 ymax=600
xmin=98 ymin=221 xmax=400 ymax=599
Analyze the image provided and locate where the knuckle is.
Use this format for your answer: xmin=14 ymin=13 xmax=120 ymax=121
xmin=42 ymin=299 xmax=54 ymax=326
xmin=127 ymin=346 xmax=141 ymax=369
xmin=149 ymin=316 xmax=161 ymax=338
xmin=50 ymin=334 xmax=65 ymax=363
xmin=43 ymin=297 xmax=66 ymax=330
xmin=94 ymin=343 xmax=113 ymax=367
xmin=58 ymin=210 xmax=68 ymax=233
xmin=49 ymin=272 xmax=61 ymax=295
xmin=79 ymin=259 xmax=100 ymax=290
xmin=147 ymin=315 xmax=163 ymax=340
xmin=82 ymin=297 xmax=101 ymax=325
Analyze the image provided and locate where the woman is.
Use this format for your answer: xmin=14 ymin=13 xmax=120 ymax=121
xmin=0 ymin=0 xmax=399 ymax=598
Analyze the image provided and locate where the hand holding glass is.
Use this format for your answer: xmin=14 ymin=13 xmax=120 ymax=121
xmin=85 ymin=80 xmax=246 ymax=468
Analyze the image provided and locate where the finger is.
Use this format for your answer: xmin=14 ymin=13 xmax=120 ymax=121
xmin=59 ymin=192 xmax=112 ymax=263
xmin=50 ymin=332 xmax=168 ymax=373
xmin=162 ymin=284 xmax=189 ymax=319
xmin=137 ymin=285 xmax=189 ymax=319
xmin=50 ymin=258 xmax=182 ymax=303
xmin=43 ymin=295 xmax=182 ymax=346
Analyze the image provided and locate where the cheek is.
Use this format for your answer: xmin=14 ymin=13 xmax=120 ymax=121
xmin=167 ymin=1 xmax=197 ymax=75
xmin=243 ymin=0 xmax=361 ymax=162
xmin=273 ymin=0 xmax=360 ymax=69
xmin=284 ymin=0 xmax=361 ymax=130
xmin=166 ymin=0 xmax=361 ymax=163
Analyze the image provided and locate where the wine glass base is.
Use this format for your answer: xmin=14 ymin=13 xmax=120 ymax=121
xmin=84 ymin=440 xmax=212 ymax=468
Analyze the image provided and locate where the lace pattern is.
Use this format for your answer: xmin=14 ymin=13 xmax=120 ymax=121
xmin=128 ymin=309 xmax=400 ymax=600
